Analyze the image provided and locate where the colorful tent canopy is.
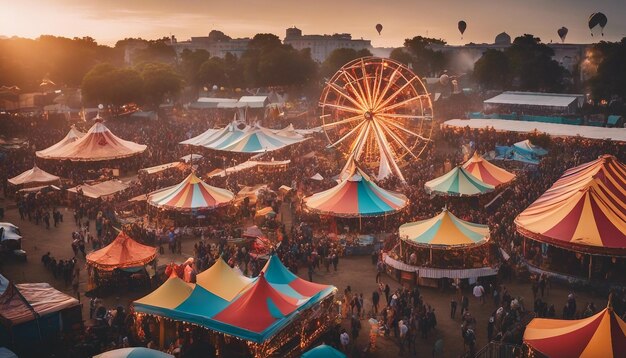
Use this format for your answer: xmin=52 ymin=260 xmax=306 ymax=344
xmin=133 ymin=256 xmax=336 ymax=344
xmin=7 ymin=165 xmax=60 ymax=188
xmin=181 ymin=121 xmax=306 ymax=153
xmin=515 ymin=155 xmax=626 ymax=255
xmin=94 ymin=347 xmax=173 ymax=358
xmin=274 ymin=124 xmax=304 ymax=139
xmin=304 ymin=166 xmax=408 ymax=217
xmin=195 ymin=257 xmax=253 ymax=301
xmin=513 ymin=139 xmax=548 ymax=157
xmin=262 ymin=255 xmax=333 ymax=299
xmin=147 ymin=173 xmax=234 ymax=212
xmin=524 ymin=307 xmax=626 ymax=358
xmin=425 ymin=166 xmax=495 ymax=196
xmin=399 ymin=208 xmax=490 ymax=248
xmin=302 ymin=344 xmax=346 ymax=358
xmin=462 ymin=152 xmax=516 ymax=187
xmin=35 ymin=126 xmax=84 ymax=158
xmin=36 ymin=120 xmax=146 ymax=161
xmin=86 ymin=231 xmax=157 ymax=271
xmin=212 ymin=273 xmax=303 ymax=340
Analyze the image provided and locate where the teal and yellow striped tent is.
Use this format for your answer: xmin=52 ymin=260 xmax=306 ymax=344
xmin=400 ymin=208 xmax=490 ymax=248
xmin=425 ymin=166 xmax=494 ymax=196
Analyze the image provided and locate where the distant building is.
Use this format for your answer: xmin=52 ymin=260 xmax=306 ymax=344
xmin=283 ymin=27 xmax=372 ymax=63
xmin=169 ymin=31 xmax=251 ymax=59
xmin=430 ymin=32 xmax=589 ymax=79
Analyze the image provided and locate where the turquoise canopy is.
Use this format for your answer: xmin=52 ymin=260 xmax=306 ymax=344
xmin=424 ymin=166 xmax=494 ymax=196
xmin=302 ymin=344 xmax=346 ymax=358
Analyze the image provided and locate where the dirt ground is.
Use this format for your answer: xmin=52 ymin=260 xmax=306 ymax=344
xmin=0 ymin=201 xmax=610 ymax=358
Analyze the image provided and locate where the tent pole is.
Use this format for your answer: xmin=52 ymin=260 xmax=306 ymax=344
xmin=159 ymin=318 xmax=165 ymax=349
xmin=588 ymin=255 xmax=593 ymax=280
xmin=523 ymin=237 xmax=527 ymax=258
xmin=430 ymin=248 xmax=433 ymax=264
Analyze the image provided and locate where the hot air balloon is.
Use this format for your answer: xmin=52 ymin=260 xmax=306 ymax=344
xmin=458 ymin=21 xmax=467 ymax=38
xmin=376 ymin=24 xmax=383 ymax=35
xmin=557 ymin=27 xmax=568 ymax=42
xmin=589 ymin=12 xmax=608 ymax=36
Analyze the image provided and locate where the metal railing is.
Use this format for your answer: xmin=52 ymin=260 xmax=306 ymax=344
xmin=473 ymin=342 xmax=523 ymax=358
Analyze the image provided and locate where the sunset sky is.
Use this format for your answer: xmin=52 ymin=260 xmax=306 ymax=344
xmin=1 ymin=0 xmax=625 ymax=47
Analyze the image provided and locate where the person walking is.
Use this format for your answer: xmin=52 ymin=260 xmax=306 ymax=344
xmin=450 ymin=296 xmax=458 ymax=319
xmin=372 ymin=290 xmax=380 ymax=314
xmin=340 ymin=329 xmax=350 ymax=353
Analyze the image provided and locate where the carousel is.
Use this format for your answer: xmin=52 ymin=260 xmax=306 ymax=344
xmin=86 ymin=231 xmax=157 ymax=291
xmin=147 ymin=172 xmax=235 ymax=227
xmin=515 ymin=155 xmax=626 ymax=285
xmin=384 ymin=208 xmax=499 ymax=287
xmin=133 ymin=256 xmax=337 ymax=357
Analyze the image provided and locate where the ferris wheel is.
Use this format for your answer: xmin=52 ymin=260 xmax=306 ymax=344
xmin=319 ymin=57 xmax=433 ymax=182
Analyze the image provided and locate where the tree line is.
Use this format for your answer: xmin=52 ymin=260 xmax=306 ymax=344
xmin=0 ymin=33 xmax=625 ymax=107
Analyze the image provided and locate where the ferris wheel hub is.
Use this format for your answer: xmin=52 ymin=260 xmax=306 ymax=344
xmin=364 ymin=111 xmax=374 ymax=121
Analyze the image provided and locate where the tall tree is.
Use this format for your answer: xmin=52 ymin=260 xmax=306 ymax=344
xmin=180 ymin=49 xmax=211 ymax=85
xmin=588 ymin=38 xmax=626 ymax=101
xmin=391 ymin=36 xmax=448 ymax=77
xmin=137 ymin=62 xmax=183 ymax=108
xmin=81 ymin=63 xmax=143 ymax=106
xmin=472 ymin=49 xmax=511 ymax=90
xmin=506 ymin=34 xmax=567 ymax=92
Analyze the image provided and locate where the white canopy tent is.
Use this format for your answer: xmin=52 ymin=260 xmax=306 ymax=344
xmin=443 ymin=119 xmax=626 ymax=142
xmin=483 ymin=91 xmax=584 ymax=114
xmin=67 ymin=180 xmax=129 ymax=199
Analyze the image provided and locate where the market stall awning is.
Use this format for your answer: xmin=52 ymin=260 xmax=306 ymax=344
xmin=35 ymin=120 xmax=146 ymax=161
xmin=86 ymin=231 xmax=157 ymax=271
xmin=67 ymin=179 xmax=129 ymax=199
xmin=147 ymin=173 xmax=234 ymax=211
xmin=274 ymin=124 xmax=304 ymax=139
xmin=462 ymin=152 xmax=515 ymax=187
xmin=524 ymin=306 xmax=626 ymax=358
xmin=425 ymin=166 xmax=495 ymax=196
xmin=515 ymin=155 xmax=626 ymax=255
xmin=7 ymin=165 xmax=60 ymax=187
xmin=304 ymin=166 xmax=408 ymax=217
xmin=399 ymin=208 xmax=490 ymax=248
xmin=139 ymin=161 xmax=184 ymax=175
xmin=0 ymin=275 xmax=80 ymax=326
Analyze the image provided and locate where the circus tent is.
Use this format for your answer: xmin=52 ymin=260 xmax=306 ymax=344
xmin=35 ymin=126 xmax=84 ymax=158
xmin=8 ymin=165 xmax=60 ymax=188
xmin=181 ymin=122 xmax=306 ymax=153
xmin=94 ymin=347 xmax=174 ymax=358
xmin=274 ymin=124 xmax=305 ymax=139
xmin=425 ymin=166 xmax=495 ymax=196
xmin=36 ymin=120 xmax=146 ymax=161
xmin=147 ymin=172 xmax=234 ymax=212
xmin=524 ymin=306 xmax=626 ymax=358
xmin=133 ymin=256 xmax=337 ymax=345
xmin=462 ymin=152 xmax=516 ymax=187
xmin=86 ymin=231 xmax=157 ymax=271
xmin=304 ymin=166 xmax=408 ymax=217
xmin=400 ymin=208 xmax=490 ymax=248
xmin=515 ymin=155 xmax=626 ymax=255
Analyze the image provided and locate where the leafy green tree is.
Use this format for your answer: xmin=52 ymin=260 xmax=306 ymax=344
xmin=134 ymin=38 xmax=177 ymax=64
xmin=137 ymin=62 xmax=183 ymax=108
xmin=506 ymin=34 xmax=567 ymax=92
xmin=180 ymin=49 xmax=211 ymax=85
xmin=320 ymin=48 xmax=373 ymax=79
xmin=81 ymin=63 xmax=143 ymax=106
xmin=196 ymin=57 xmax=228 ymax=87
xmin=391 ymin=36 xmax=448 ymax=76
xmin=588 ymin=38 xmax=626 ymax=101
xmin=389 ymin=48 xmax=413 ymax=66
xmin=472 ymin=49 xmax=511 ymax=90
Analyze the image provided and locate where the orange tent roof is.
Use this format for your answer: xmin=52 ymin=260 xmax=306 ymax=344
xmin=515 ymin=155 xmax=626 ymax=255
xmin=36 ymin=121 xmax=146 ymax=161
xmin=524 ymin=307 xmax=626 ymax=358
xmin=86 ymin=231 xmax=157 ymax=270
xmin=462 ymin=152 xmax=516 ymax=187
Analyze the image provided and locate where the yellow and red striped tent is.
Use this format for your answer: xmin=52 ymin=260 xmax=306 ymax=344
xmin=515 ymin=155 xmax=626 ymax=255
xmin=524 ymin=306 xmax=626 ymax=358
xmin=462 ymin=152 xmax=516 ymax=187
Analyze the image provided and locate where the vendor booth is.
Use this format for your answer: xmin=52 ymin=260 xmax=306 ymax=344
xmin=133 ymin=256 xmax=337 ymax=357
xmin=86 ymin=231 xmax=157 ymax=291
